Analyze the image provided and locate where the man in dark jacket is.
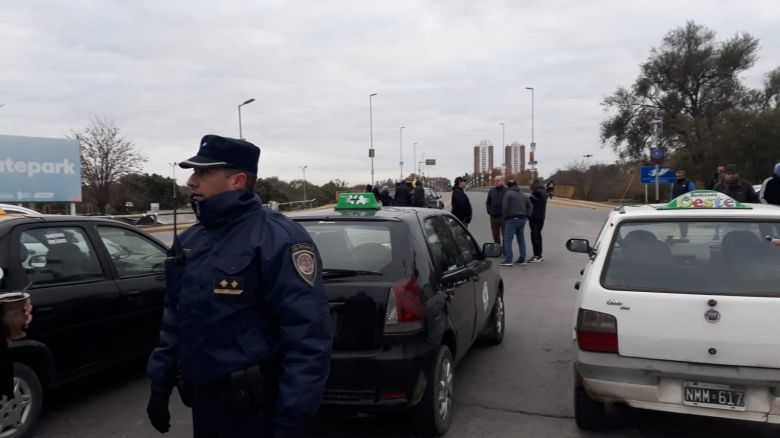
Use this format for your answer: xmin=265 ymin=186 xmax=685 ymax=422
xmin=707 ymin=165 xmax=725 ymax=190
xmin=500 ymin=180 xmax=533 ymax=266
xmin=393 ymin=181 xmax=413 ymax=206
xmin=379 ymin=186 xmax=393 ymax=206
xmin=451 ymin=176 xmax=472 ymax=226
xmin=760 ymin=162 xmax=780 ymax=206
xmin=670 ymin=170 xmax=696 ymax=199
xmin=412 ymin=180 xmax=426 ymax=207
xmin=485 ymin=176 xmax=506 ymax=243
xmin=528 ymin=179 xmax=547 ymax=262
xmin=146 ymin=135 xmax=332 ymax=438
xmin=713 ymin=164 xmax=760 ymax=203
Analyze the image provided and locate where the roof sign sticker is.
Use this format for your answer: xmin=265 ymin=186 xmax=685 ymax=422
xmin=335 ymin=193 xmax=381 ymax=210
xmin=660 ymin=190 xmax=750 ymax=210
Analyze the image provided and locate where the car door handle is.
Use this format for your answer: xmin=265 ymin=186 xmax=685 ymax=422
xmin=126 ymin=290 xmax=143 ymax=299
xmin=36 ymin=307 xmax=54 ymax=318
xmin=574 ymin=281 xmax=581 ymax=291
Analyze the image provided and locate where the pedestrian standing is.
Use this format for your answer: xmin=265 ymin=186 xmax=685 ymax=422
xmin=670 ymin=170 xmax=695 ymax=238
xmin=371 ymin=185 xmax=381 ymax=203
xmin=146 ymin=135 xmax=332 ymax=438
xmin=393 ymin=181 xmax=413 ymax=206
xmin=1 ymin=297 xmax=33 ymax=400
xmin=713 ymin=164 xmax=760 ymax=203
xmin=528 ymin=178 xmax=547 ymax=263
xmin=759 ymin=162 xmax=780 ymax=206
xmin=670 ymin=170 xmax=696 ymax=199
xmin=451 ymin=176 xmax=472 ymax=227
xmin=380 ymin=186 xmax=394 ymax=206
xmin=500 ymin=179 xmax=533 ymax=266
xmin=413 ymin=180 xmax=426 ymax=207
xmin=485 ymin=176 xmax=506 ymax=244
xmin=707 ymin=165 xmax=725 ymax=190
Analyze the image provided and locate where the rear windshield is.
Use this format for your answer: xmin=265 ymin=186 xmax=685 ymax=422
xmin=602 ymin=221 xmax=780 ymax=296
xmin=297 ymin=220 xmax=411 ymax=281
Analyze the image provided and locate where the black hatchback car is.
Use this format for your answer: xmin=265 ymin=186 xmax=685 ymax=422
xmin=291 ymin=193 xmax=505 ymax=436
xmin=0 ymin=213 xmax=167 ymax=437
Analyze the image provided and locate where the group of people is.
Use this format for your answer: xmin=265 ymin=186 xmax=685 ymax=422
xmin=448 ymin=175 xmax=548 ymax=266
xmin=367 ymin=180 xmax=427 ymax=207
xmin=697 ymin=162 xmax=780 ymax=205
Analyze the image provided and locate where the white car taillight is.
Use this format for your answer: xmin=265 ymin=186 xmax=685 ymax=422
xmin=576 ymin=308 xmax=618 ymax=353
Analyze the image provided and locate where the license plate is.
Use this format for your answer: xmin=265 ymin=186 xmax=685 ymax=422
xmin=683 ymin=381 xmax=746 ymax=411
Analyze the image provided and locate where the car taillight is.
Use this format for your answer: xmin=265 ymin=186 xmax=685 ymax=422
xmin=384 ymin=277 xmax=424 ymax=334
xmin=576 ymin=308 xmax=618 ymax=353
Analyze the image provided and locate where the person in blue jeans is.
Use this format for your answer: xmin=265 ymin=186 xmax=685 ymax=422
xmin=500 ymin=180 xmax=533 ymax=266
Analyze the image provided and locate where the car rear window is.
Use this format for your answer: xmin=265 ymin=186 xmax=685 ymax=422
xmin=297 ymin=220 xmax=412 ymax=280
xmin=602 ymin=220 xmax=780 ymax=296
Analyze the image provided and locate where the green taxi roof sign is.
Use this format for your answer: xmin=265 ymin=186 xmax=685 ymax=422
xmin=335 ymin=193 xmax=381 ymax=210
xmin=660 ymin=190 xmax=750 ymax=210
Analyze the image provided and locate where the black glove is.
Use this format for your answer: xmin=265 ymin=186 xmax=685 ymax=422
xmin=274 ymin=425 xmax=304 ymax=438
xmin=147 ymin=390 xmax=171 ymax=433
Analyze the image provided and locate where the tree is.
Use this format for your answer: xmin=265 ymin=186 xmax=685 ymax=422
xmin=72 ymin=117 xmax=147 ymax=214
xmin=600 ymin=21 xmax=776 ymax=181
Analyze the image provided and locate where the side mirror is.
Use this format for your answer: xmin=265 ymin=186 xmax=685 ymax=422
xmin=29 ymin=255 xmax=48 ymax=268
xmin=436 ymin=194 xmax=442 ymax=199
xmin=482 ymin=242 xmax=502 ymax=258
xmin=566 ymin=238 xmax=594 ymax=256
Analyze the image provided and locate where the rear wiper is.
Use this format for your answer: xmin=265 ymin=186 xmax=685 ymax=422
xmin=322 ymin=268 xmax=382 ymax=279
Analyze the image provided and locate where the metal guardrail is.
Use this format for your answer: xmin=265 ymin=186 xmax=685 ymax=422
xmin=93 ymin=200 xmax=319 ymax=228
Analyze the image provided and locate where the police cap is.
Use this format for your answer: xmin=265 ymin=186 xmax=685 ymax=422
xmin=179 ymin=135 xmax=260 ymax=175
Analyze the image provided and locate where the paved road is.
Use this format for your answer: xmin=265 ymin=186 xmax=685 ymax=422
xmin=31 ymin=192 xmax=780 ymax=437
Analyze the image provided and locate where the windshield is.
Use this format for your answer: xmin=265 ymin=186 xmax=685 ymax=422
xmin=297 ymin=221 xmax=412 ymax=281
xmin=602 ymin=220 xmax=780 ymax=296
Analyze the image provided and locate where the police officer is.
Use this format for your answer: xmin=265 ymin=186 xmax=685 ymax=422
xmin=146 ymin=135 xmax=332 ymax=438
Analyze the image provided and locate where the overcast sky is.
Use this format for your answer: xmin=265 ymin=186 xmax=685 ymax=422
xmin=1 ymin=0 xmax=779 ymax=186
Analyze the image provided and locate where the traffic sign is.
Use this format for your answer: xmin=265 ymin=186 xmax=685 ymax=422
xmin=650 ymin=147 xmax=664 ymax=163
xmin=640 ymin=166 xmax=675 ymax=184
xmin=425 ymin=159 xmax=436 ymax=165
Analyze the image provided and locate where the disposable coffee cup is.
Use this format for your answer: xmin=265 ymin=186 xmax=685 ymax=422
xmin=0 ymin=292 xmax=31 ymax=340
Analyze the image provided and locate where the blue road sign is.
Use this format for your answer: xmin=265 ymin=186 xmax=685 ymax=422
xmin=640 ymin=166 xmax=675 ymax=184
xmin=650 ymin=147 xmax=664 ymax=162
xmin=0 ymin=134 xmax=82 ymax=202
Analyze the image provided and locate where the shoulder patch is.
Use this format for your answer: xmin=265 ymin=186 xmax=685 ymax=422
xmin=291 ymin=243 xmax=318 ymax=287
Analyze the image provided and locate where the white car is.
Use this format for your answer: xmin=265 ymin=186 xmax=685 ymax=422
xmin=0 ymin=203 xmax=39 ymax=215
xmin=567 ymin=190 xmax=780 ymax=429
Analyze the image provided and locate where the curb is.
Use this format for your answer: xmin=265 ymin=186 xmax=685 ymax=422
xmin=548 ymin=198 xmax=613 ymax=210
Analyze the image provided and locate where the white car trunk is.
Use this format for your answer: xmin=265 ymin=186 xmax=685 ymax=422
xmin=599 ymin=290 xmax=780 ymax=368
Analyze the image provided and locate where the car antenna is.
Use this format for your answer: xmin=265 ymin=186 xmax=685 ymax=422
xmin=170 ymin=163 xmax=185 ymax=264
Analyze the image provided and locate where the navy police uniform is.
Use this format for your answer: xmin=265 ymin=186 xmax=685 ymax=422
xmin=146 ymin=136 xmax=332 ymax=437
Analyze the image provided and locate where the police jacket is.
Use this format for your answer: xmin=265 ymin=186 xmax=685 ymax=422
xmin=485 ymin=186 xmax=506 ymax=218
xmin=451 ymin=186 xmax=472 ymax=223
xmin=714 ymin=179 xmax=760 ymax=203
xmin=146 ymin=190 xmax=332 ymax=430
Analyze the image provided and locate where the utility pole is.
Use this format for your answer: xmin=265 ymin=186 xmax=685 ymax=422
xmin=399 ymin=126 xmax=405 ymax=180
xmin=369 ymin=93 xmax=377 ymax=187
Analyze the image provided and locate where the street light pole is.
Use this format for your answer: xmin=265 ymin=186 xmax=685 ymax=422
xmin=499 ymin=122 xmax=505 ymax=176
xmin=237 ymin=98 xmax=255 ymax=140
xmin=369 ymin=93 xmax=377 ymax=187
xmin=399 ymin=126 xmax=405 ymax=180
xmin=413 ymin=142 xmax=418 ymax=178
xmin=525 ymin=87 xmax=535 ymax=178
xmin=300 ymin=165 xmax=308 ymax=201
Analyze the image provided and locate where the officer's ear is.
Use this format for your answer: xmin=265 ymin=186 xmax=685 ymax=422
xmin=224 ymin=169 xmax=248 ymax=191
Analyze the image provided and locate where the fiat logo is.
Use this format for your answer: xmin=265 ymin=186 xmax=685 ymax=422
xmin=704 ymin=309 xmax=721 ymax=323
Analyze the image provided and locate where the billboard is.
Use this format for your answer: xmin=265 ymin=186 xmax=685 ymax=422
xmin=0 ymin=134 xmax=82 ymax=202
